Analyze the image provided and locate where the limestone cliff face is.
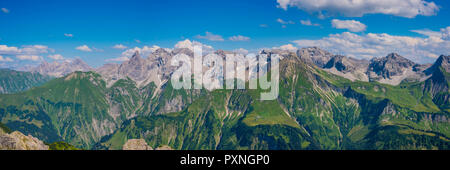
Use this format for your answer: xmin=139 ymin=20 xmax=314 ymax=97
xmin=0 ymin=131 xmax=49 ymax=150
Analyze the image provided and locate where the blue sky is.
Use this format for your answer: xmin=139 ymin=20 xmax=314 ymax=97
xmin=0 ymin=0 xmax=449 ymax=67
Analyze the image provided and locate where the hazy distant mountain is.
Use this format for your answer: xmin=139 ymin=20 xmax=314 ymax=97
xmin=31 ymin=58 xmax=92 ymax=77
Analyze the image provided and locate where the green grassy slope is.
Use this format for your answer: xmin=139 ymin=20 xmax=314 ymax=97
xmin=0 ymin=72 xmax=149 ymax=148
xmin=0 ymin=69 xmax=53 ymax=94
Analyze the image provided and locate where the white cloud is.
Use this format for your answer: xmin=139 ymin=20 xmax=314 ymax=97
xmin=274 ymin=44 xmax=298 ymax=51
xmin=300 ymin=20 xmax=320 ymax=26
xmin=135 ymin=39 xmax=141 ymax=43
xmin=0 ymin=45 xmax=19 ymax=55
xmin=277 ymin=18 xmax=284 ymax=24
xmin=121 ymin=45 xmax=160 ymax=58
xmin=113 ymin=44 xmax=128 ymax=49
xmin=0 ymin=44 xmax=50 ymax=55
xmin=259 ymin=24 xmax=268 ymax=28
xmin=16 ymin=55 xmax=42 ymax=61
xmin=75 ymin=45 xmax=92 ymax=52
xmin=229 ymin=35 xmax=250 ymax=41
xmin=48 ymin=54 xmax=64 ymax=60
xmin=0 ymin=55 xmax=13 ymax=62
xmin=92 ymin=47 xmax=104 ymax=52
xmin=292 ymin=28 xmax=450 ymax=63
xmin=277 ymin=0 xmax=439 ymax=18
xmin=0 ymin=44 xmax=52 ymax=63
xmin=175 ymin=39 xmax=194 ymax=49
xmin=331 ymin=19 xmax=367 ymax=32
xmin=1 ymin=8 xmax=9 ymax=14
xmin=441 ymin=26 xmax=450 ymax=40
xmin=21 ymin=45 xmax=51 ymax=54
xmin=233 ymin=48 xmax=249 ymax=55
xmin=64 ymin=33 xmax=73 ymax=37
xmin=410 ymin=26 xmax=450 ymax=41
xmin=411 ymin=29 xmax=442 ymax=37
xmin=174 ymin=39 xmax=214 ymax=53
xmin=195 ymin=32 xmax=224 ymax=41
xmin=277 ymin=18 xmax=295 ymax=25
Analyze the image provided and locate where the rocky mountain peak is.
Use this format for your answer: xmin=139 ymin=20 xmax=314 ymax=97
xmin=369 ymin=53 xmax=416 ymax=79
xmin=153 ymin=48 xmax=168 ymax=55
xmin=72 ymin=58 xmax=85 ymax=64
xmin=215 ymin=49 xmax=227 ymax=56
xmin=41 ymin=60 xmax=50 ymax=66
xmin=172 ymin=48 xmax=194 ymax=57
xmin=129 ymin=51 xmax=143 ymax=63
xmin=319 ymin=51 xmax=435 ymax=85
xmin=323 ymin=55 xmax=370 ymax=81
xmin=296 ymin=47 xmax=333 ymax=68
xmin=110 ymin=48 xmax=178 ymax=88
xmin=425 ymin=55 xmax=450 ymax=75
xmin=260 ymin=49 xmax=270 ymax=55
xmin=148 ymin=48 xmax=171 ymax=67
xmin=324 ymin=55 xmax=353 ymax=73
xmin=434 ymin=55 xmax=450 ymax=72
xmin=374 ymin=53 xmax=415 ymax=67
xmin=215 ymin=50 xmax=235 ymax=59
xmin=386 ymin=53 xmax=402 ymax=59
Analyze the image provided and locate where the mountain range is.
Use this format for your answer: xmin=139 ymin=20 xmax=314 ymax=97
xmin=0 ymin=46 xmax=448 ymax=150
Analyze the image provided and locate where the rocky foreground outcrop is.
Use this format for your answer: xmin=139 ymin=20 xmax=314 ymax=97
xmin=122 ymin=139 xmax=174 ymax=150
xmin=0 ymin=129 xmax=49 ymax=150
xmin=122 ymin=139 xmax=153 ymax=150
